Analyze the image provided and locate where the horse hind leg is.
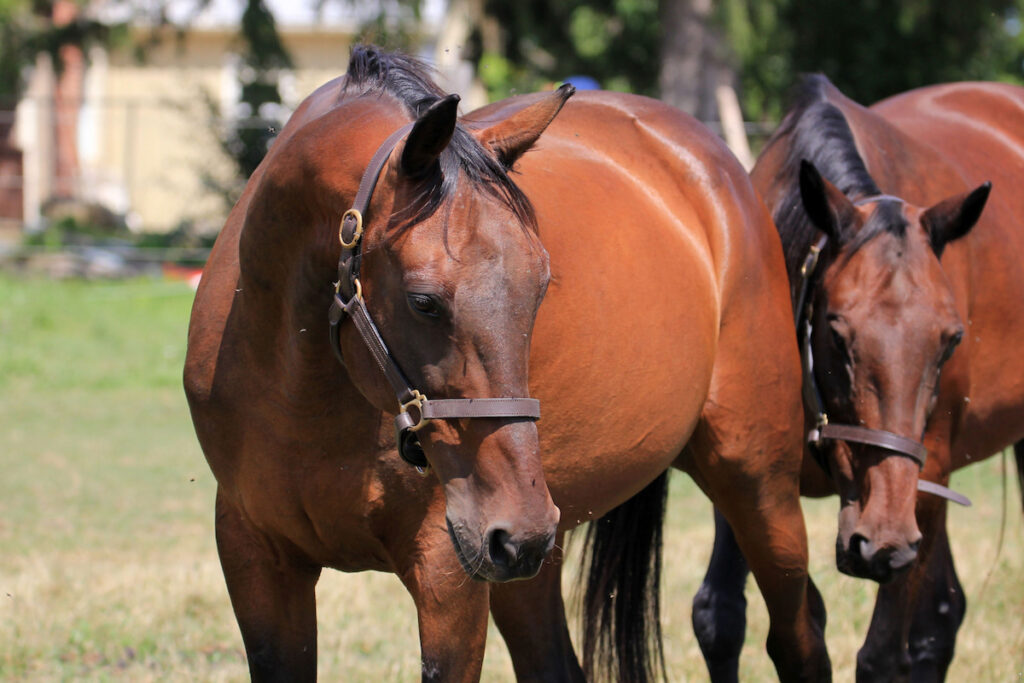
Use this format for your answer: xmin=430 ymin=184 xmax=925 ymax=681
xmin=489 ymin=533 xmax=585 ymax=682
xmin=214 ymin=489 xmax=321 ymax=682
xmin=687 ymin=425 xmax=831 ymax=682
xmin=692 ymin=506 xmax=750 ymax=683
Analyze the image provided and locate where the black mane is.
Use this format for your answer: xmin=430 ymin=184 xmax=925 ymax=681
xmin=342 ymin=46 xmax=536 ymax=236
xmin=769 ymin=74 xmax=901 ymax=310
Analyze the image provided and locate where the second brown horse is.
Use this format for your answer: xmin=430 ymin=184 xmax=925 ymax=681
xmin=694 ymin=75 xmax=1024 ymax=682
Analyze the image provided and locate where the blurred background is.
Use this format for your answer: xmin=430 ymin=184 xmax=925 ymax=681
xmin=1 ymin=2 xmax=1023 ymax=680
xmin=0 ymin=0 xmax=1023 ymax=257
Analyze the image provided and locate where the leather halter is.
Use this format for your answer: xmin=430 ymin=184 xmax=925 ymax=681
xmin=328 ymin=123 xmax=541 ymax=473
xmin=796 ymin=235 xmax=971 ymax=506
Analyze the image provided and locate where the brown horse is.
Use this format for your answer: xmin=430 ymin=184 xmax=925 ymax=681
xmin=693 ymin=75 xmax=1024 ymax=682
xmin=185 ymin=46 xmax=829 ymax=681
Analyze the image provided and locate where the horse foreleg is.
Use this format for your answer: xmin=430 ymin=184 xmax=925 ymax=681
xmin=214 ymin=489 xmax=321 ymax=682
xmin=857 ymin=497 xmax=959 ymax=683
xmin=490 ymin=534 xmax=585 ymax=682
xmin=907 ymin=525 xmax=964 ymax=681
xmin=692 ymin=506 xmax=751 ymax=683
xmin=394 ymin=523 xmax=491 ymax=683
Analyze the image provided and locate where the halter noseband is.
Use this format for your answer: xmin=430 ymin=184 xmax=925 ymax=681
xmin=328 ymin=123 xmax=541 ymax=473
xmin=797 ymin=235 xmax=970 ymax=506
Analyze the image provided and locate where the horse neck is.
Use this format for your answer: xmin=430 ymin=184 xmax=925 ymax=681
xmin=238 ymin=94 xmax=409 ymax=300
xmin=232 ymin=97 xmax=408 ymax=409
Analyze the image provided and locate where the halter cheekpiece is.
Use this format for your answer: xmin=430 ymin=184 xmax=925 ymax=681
xmin=328 ymin=123 xmax=541 ymax=473
xmin=797 ymin=236 xmax=970 ymax=506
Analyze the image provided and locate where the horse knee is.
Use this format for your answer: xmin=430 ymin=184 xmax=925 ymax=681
xmin=907 ymin=589 xmax=966 ymax=681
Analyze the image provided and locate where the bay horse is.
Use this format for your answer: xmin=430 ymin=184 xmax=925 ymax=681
xmin=692 ymin=74 xmax=1024 ymax=682
xmin=184 ymin=46 xmax=830 ymax=681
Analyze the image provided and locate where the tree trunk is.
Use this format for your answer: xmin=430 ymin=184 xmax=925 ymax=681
xmin=434 ymin=0 xmax=489 ymax=108
xmin=52 ymin=0 xmax=83 ymax=199
xmin=658 ymin=0 xmax=738 ymax=124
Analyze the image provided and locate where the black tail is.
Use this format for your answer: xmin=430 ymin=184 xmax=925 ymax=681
xmin=1015 ymin=440 xmax=1024 ymax=515
xmin=580 ymin=471 xmax=669 ymax=683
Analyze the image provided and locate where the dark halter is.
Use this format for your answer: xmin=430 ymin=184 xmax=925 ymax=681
xmin=796 ymin=232 xmax=971 ymax=506
xmin=328 ymin=123 xmax=541 ymax=473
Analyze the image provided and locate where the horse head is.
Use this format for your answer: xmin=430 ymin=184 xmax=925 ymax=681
xmin=327 ymin=55 xmax=573 ymax=582
xmin=798 ymin=159 xmax=989 ymax=582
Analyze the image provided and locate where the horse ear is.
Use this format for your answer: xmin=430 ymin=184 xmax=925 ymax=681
xmin=401 ymin=94 xmax=461 ymax=178
xmin=799 ymin=159 xmax=856 ymax=244
xmin=921 ymin=182 xmax=991 ymax=257
xmin=471 ymin=84 xmax=575 ymax=168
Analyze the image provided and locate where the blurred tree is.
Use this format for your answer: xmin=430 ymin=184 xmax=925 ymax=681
xmin=480 ymin=0 xmax=660 ymax=100
xmin=467 ymin=0 xmax=1024 ymax=123
xmin=224 ymin=0 xmax=292 ymax=180
xmin=721 ymin=0 xmax=1024 ymax=120
xmin=659 ymin=0 xmax=734 ymax=121
xmin=788 ymin=0 xmax=1022 ymax=102
xmin=0 ymin=1 xmax=117 ymax=105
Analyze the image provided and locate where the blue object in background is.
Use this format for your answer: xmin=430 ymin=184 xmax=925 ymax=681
xmin=563 ymin=75 xmax=600 ymax=90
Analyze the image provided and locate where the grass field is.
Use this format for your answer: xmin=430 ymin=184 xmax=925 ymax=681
xmin=1 ymin=275 xmax=1021 ymax=681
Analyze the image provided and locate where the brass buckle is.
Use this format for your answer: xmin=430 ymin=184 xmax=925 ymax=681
xmin=808 ymin=413 xmax=828 ymax=446
xmin=801 ymin=243 xmax=822 ymax=277
xmin=334 ymin=277 xmax=362 ymax=302
xmin=400 ymin=390 xmax=429 ymax=432
xmin=339 ymin=209 xmax=364 ymax=248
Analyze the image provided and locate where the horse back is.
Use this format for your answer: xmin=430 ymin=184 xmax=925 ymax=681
xmin=487 ymin=91 xmax=800 ymax=513
xmin=870 ymin=83 xmax=1024 ymax=461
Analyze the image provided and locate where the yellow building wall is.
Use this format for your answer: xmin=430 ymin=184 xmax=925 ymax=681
xmin=96 ymin=28 xmax=354 ymax=232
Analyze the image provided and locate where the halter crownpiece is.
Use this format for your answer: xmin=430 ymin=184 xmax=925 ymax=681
xmin=328 ymin=122 xmax=541 ymax=473
xmin=797 ymin=236 xmax=971 ymax=507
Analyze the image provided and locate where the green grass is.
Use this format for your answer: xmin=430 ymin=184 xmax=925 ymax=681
xmin=1 ymin=275 xmax=1021 ymax=680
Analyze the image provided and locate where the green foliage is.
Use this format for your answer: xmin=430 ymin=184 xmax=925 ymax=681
xmin=787 ymin=0 xmax=1021 ymax=103
xmin=721 ymin=0 xmax=1024 ymax=120
xmin=473 ymin=0 xmax=1024 ymax=119
xmin=0 ymin=1 xmax=125 ymax=104
xmin=481 ymin=0 xmax=660 ymax=100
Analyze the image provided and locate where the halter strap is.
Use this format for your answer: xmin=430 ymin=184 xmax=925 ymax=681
xmin=796 ymin=237 xmax=971 ymax=506
xmin=328 ymin=123 xmax=541 ymax=473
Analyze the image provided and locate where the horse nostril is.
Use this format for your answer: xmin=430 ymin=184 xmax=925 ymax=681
xmin=850 ymin=533 xmax=875 ymax=562
xmin=487 ymin=527 xmax=517 ymax=569
xmin=889 ymin=539 xmax=920 ymax=572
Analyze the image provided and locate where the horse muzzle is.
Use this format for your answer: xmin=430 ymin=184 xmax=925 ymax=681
xmin=446 ymin=513 xmax=558 ymax=582
xmin=835 ymin=524 xmax=921 ymax=583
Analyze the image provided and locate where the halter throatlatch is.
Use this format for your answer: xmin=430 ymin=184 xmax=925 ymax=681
xmin=797 ymin=235 xmax=971 ymax=507
xmin=328 ymin=123 xmax=541 ymax=473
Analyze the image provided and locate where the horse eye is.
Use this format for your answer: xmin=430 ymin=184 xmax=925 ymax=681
xmin=827 ymin=321 xmax=850 ymax=360
xmin=940 ymin=330 xmax=963 ymax=364
xmin=407 ymin=293 xmax=442 ymax=318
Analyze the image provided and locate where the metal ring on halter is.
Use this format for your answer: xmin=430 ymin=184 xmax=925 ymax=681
xmin=339 ymin=209 xmax=364 ymax=248
xmin=335 ymin=277 xmax=362 ymax=302
xmin=807 ymin=412 xmax=828 ymax=446
xmin=399 ymin=390 xmax=429 ymax=432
